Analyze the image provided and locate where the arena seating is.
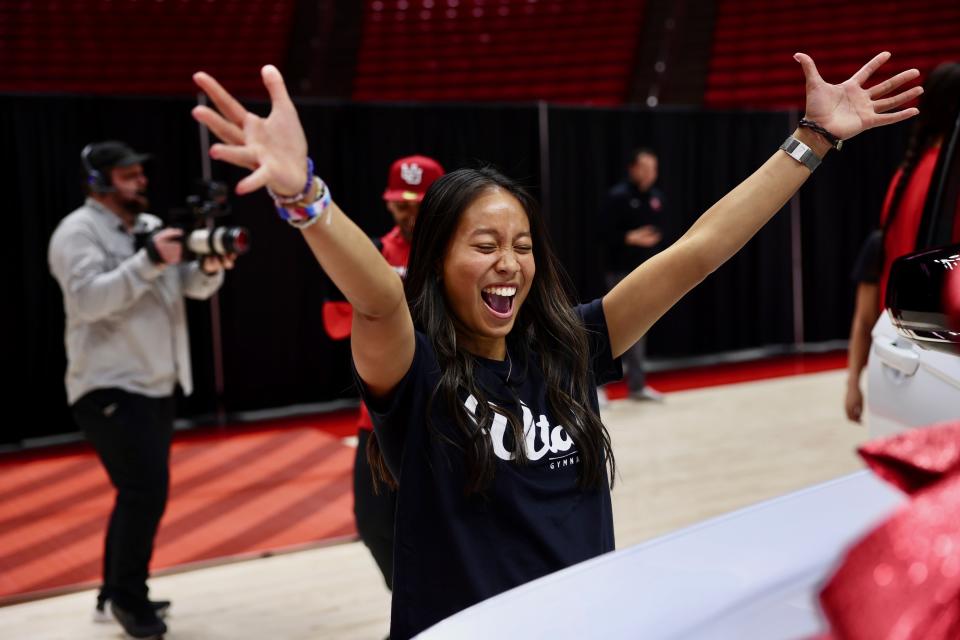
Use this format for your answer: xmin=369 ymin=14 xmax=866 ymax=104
xmin=5 ymin=0 xmax=955 ymax=109
xmin=352 ymin=0 xmax=646 ymax=104
xmin=705 ymin=0 xmax=960 ymax=108
xmin=0 ymin=0 xmax=295 ymax=96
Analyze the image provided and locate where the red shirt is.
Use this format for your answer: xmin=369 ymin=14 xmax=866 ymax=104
xmin=379 ymin=226 xmax=411 ymax=276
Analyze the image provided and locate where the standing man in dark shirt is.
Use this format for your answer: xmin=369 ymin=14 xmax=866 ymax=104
xmin=601 ymin=147 xmax=665 ymax=401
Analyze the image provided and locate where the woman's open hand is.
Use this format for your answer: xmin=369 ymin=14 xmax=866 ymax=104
xmin=192 ymin=65 xmax=309 ymax=196
xmin=796 ymin=51 xmax=923 ymax=142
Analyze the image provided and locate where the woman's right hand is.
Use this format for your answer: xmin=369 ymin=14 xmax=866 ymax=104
xmin=845 ymin=382 xmax=864 ymax=423
xmin=795 ymin=51 xmax=922 ymax=143
xmin=192 ymin=65 xmax=309 ymax=197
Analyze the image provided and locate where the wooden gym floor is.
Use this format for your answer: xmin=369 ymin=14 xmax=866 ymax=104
xmin=0 ymin=368 xmax=867 ymax=639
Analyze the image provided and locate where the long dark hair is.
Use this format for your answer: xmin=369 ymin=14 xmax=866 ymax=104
xmin=367 ymin=167 xmax=615 ymax=494
xmin=883 ymin=62 xmax=960 ymax=236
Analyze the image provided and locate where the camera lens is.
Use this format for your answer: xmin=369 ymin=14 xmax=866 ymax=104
xmin=186 ymin=226 xmax=250 ymax=256
xmin=215 ymin=227 xmax=250 ymax=255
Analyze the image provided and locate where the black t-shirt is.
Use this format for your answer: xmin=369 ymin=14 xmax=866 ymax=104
xmin=851 ymin=230 xmax=883 ymax=284
xmin=601 ymin=180 xmax=667 ymax=273
xmin=357 ymin=299 xmax=622 ymax=639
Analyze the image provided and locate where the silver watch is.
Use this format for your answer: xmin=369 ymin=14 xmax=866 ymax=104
xmin=780 ymin=136 xmax=821 ymax=172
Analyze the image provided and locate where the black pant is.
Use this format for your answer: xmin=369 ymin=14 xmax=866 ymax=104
xmin=72 ymin=388 xmax=174 ymax=610
xmin=605 ymin=272 xmax=648 ymax=391
xmin=353 ymin=428 xmax=397 ymax=590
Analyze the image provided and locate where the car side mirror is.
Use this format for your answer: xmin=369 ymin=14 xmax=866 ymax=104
xmin=886 ymin=243 xmax=960 ymax=355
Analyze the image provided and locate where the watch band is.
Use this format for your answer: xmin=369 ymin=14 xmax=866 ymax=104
xmin=780 ymin=136 xmax=822 ymax=172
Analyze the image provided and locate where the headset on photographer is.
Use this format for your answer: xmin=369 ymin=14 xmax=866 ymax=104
xmin=80 ymin=144 xmax=114 ymax=193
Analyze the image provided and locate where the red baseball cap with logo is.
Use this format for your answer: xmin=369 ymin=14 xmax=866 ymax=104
xmin=382 ymin=155 xmax=445 ymax=202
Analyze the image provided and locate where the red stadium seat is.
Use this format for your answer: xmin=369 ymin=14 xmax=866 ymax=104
xmin=705 ymin=0 xmax=960 ymax=109
xmin=352 ymin=0 xmax=646 ymax=104
xmin=0 ymin=0 xmax=296 ymax=97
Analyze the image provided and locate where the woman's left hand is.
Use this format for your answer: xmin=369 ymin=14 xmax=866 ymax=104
xmin=192 ymin=66 xmax=309 ymax=197
xmin=796 ymin=51 xmax=923 ymax=142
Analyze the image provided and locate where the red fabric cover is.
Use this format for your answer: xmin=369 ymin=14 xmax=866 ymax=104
xmin=858 ymin=422 xmax=960 ymax=494
xmin=818 ymin=421 xmax=960 ymax=640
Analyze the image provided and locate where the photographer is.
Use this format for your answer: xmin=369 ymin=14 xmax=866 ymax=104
xmin=48 ymin=141 xmax=233 ymax=639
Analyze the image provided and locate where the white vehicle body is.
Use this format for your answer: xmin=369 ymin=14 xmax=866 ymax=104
xmin=866 ymin=312 xmax=960 ymax=438
xmin=419 ymin=472 xmax=903 ymax=640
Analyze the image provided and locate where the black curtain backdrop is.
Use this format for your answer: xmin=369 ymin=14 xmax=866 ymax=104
xmin=6 ymin=93 xmax=909 ymax=445
xmin=798 ymin=126 xmax=909 ymax=342
xmin=546 ymin=107 xmax=799 ymax=356
xmin=217 ymin=101 xmax=542 ymax=417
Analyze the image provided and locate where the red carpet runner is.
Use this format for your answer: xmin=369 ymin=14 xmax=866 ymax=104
xmin=0 ymin=411 xmax=359 ymax=603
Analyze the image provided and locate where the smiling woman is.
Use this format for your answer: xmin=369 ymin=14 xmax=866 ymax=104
xmin=446 ymin=190 xmax=531 ymax=332
xmin=191 ymin=51 xmax=922 ymax=639
xmin=430 ymin=177 xmax=536 ymax=353
xmin=392 ymin=166 xmax=615 ymax=500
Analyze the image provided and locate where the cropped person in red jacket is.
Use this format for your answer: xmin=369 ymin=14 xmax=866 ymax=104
xmin=324 ymin=155 xmax=445 ymax=590
xmin=844 ymin=61 xmax=960 ymax=423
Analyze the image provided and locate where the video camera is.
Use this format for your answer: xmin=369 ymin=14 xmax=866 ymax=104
xmin=135 ymin=180 xmax=250 ymax=260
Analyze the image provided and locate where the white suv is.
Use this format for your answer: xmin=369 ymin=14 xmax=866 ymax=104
xmin=866 ymin=123 xmax=960 ymax=436
xmin=867 ymin=250 xmax=960 ymax=437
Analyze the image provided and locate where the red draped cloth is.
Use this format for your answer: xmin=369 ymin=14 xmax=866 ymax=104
xmin=817 ymin=420 xmax=960 ymax=640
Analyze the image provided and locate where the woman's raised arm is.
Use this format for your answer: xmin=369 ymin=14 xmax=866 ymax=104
xmin=603 ymin=52 xmax=922 ymax=358
xmin=192 ymin=65 xmax=414 ymax=397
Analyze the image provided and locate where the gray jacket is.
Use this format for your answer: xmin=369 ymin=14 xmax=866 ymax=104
xmin=49 ymin=198 xmax=224 ymax=404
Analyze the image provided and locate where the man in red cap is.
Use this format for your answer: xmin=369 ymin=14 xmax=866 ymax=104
xmin=377 ymin=154 xmax=445 ymax=275
xmin=322 ymin=154 xmax=444 ymax=340
xmin=324 ymin=154 xmax=444 ymax=591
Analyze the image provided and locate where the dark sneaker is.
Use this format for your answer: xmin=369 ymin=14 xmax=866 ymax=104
xmin=597 ymin=387 xmax=610 ymax=409
xmin=94 ymin=598 xmax=170 ymax=623
xmin=108 ymin=601 xmax=167 ymax=639
xmin=629 ymin=385 xmax=665 ymax=402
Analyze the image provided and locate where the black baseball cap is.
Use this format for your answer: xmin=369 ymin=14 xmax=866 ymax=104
xmin=84 ymin=140 xmax=152 ymax=173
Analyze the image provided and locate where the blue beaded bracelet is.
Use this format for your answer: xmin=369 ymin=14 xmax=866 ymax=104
xmin=276 ymin=176 xmax=333 ymax=230
xmin=267 ymin=157 xmax=315 ymax=205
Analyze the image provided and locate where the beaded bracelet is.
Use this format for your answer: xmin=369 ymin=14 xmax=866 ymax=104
xmin=276 ymin=176 xmax=333 ymax=230
xmin=267 ymin=157 xmax=315 ymax=204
